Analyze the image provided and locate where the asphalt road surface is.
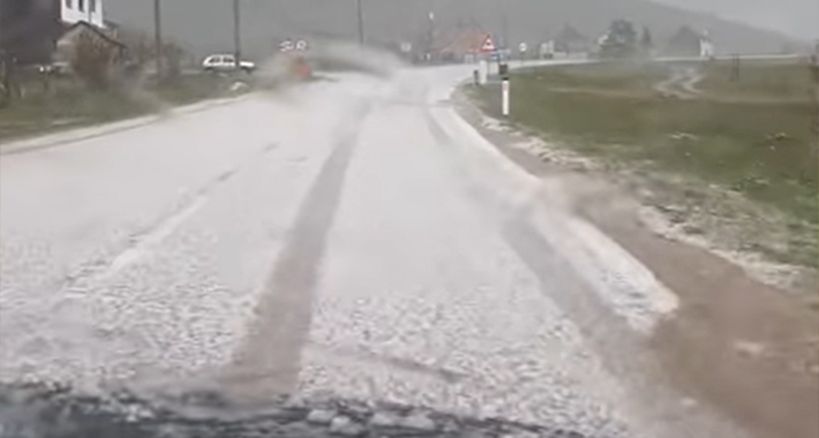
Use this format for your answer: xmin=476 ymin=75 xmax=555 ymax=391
xmin=0 ymin=65 xmax=743 ymax=438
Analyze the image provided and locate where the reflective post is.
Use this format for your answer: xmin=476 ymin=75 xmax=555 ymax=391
xmin=499 ymin=63 xmax=510 ymax=117
xmin=501 ymin=79 xmax=510 ymax=116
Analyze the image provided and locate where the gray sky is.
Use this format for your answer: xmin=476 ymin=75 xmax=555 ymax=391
xmin=105 ymin=0 xmax=808 ymax=58
xmin=652 ymin=0 xmax=819 ymax=39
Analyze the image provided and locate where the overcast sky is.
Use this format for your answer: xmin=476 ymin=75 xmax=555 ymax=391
xmin=652 ymin=0 xmax=818 ymax=39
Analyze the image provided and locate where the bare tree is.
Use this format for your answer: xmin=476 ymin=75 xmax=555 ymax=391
xmin=71 ymin=32 xmax=118 ymax=88
xmin=0 ymin=52 xmax=20 ymax=106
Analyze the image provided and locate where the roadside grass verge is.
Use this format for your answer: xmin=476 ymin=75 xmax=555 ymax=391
xmin=468 ymin=59 xmax=818 ymax=270
xmin=698 ymin=59 xmax=817 ymax=101
xmin=517 ymin=61 xmax=668 ymax=95
xmin=0 ymin=74 xmax=244 ymax=143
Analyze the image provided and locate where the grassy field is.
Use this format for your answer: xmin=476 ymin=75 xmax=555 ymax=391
xmin=698 ymin=59 xmax=817 ymax=101
xmin=469 ymin=59 xmax=818 ymax=268
xmin=0 ymin=74 xmax=241 ymax=142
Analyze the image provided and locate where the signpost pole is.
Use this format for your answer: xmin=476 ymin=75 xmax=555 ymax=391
xmin=479 ymin=34 xmax=497 ymax=76
xmin=518 ymin=42 xmax=527 ymax=67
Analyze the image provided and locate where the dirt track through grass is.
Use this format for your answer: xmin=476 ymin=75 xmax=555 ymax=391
xmin=653 ymin=66 xmax=703 ymax=99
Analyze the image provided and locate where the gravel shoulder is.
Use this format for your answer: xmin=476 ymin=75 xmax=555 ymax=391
xmin=470 ymin=61 xmax=818 ymax=288
xmin=455 ymin=87 xmax=819 ymax=438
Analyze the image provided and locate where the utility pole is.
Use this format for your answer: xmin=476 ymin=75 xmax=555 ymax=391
xmin=427 ymin=0 xmax=436 ymax=62
xmin=356 ymin=0 xmax=365 ymax=45
xmin=153 ymin=0 xmax=162 ymax=79
xmin=0 ymin=4 xmax=6 ymax=103
xmin=501 ymin=12 xmax=509 ymax=50
xmin=0 ymin=2 xmax=17 ymax=104
xmin=233 ymin=0 xmax=242 ymax=67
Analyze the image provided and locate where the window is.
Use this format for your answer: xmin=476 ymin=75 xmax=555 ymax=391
xmin=78 ymin=0 xmax=84 ymax=12
xmin=90 ymin=0 xmax=96 ymax=12
xmin=65 ymin=0 xmax=72 ymax=9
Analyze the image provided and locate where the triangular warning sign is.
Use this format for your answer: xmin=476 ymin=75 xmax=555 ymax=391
xmin=480 ymin=34 xmax=496 ymax=52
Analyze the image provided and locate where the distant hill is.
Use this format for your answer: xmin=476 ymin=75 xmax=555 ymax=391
xmin=105 ymin=0 xmax=799 ymax=59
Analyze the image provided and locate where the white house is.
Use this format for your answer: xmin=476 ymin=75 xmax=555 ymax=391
xmin=699 ymin=30 xmax=715 ymax=58
xmin=53 ymin=0 xmax=124 ymax=73
xmin=61 ymin=0 xmax=105 ymax=28
xmin=539 ymin=40 xmax=556 ymax=58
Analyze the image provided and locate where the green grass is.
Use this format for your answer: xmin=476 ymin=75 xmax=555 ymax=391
xmin=0 ymin=74 xmax=241 ymax=142
xmin=698 ymin=60 xmax=817 ymax=100
xmin=471 ymin=60 xmax=819 ymax=267
xmin=520 ymin=61 xmax=668 ymax=93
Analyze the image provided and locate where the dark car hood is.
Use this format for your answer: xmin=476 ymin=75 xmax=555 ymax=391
xmin=0 ymin=383 xmax=591 ymax=438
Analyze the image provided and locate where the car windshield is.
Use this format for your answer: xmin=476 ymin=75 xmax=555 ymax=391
xmin=0 ymin=1 xmax=817 ymax=438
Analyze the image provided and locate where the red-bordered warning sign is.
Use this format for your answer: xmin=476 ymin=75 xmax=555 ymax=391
xmin=480 ymin=34 xmax=496 ymax=53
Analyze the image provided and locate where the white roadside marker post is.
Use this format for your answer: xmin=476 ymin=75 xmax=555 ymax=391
xmin=502 ymin=79 xmax=510 ymax=116
xmin=500 ymin=62 xmax=510 ymax=117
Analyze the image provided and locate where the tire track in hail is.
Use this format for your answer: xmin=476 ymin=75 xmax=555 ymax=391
xmin=423 ymin=108 xmax=738 ymax=438
xmin=224 ymin=100 xmax=372 ymax=399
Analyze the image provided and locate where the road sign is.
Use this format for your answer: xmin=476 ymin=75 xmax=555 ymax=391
xmin=518 ymin=42 xmax=528 ymax=53
xmin=480 ymin=34 xmax=496 ymax=53
xmin=400 ymin=42 xmax=412 ymax=53
xmin=296 ymin=40 xmax=308 ymax=51
xmin=279 ymin=39 xmax=294 ymax=52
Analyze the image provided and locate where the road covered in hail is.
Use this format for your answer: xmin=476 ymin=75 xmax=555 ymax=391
xmin=0 ymin=65 xmax=739 ymax=438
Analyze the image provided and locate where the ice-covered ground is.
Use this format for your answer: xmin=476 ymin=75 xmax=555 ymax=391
xmin=1 ymin=65 xmax=742 ymax=438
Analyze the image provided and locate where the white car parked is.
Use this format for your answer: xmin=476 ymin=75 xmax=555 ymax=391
xmin=202 ymin=54 xmax=256 ymax=73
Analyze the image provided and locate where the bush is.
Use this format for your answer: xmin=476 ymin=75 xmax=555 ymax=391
xmin=71 ymin=32 xmax=117 ymax=89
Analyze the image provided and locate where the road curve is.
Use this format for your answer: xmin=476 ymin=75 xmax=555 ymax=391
xmin=1 ymin=66 xmax=743 ymax=438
